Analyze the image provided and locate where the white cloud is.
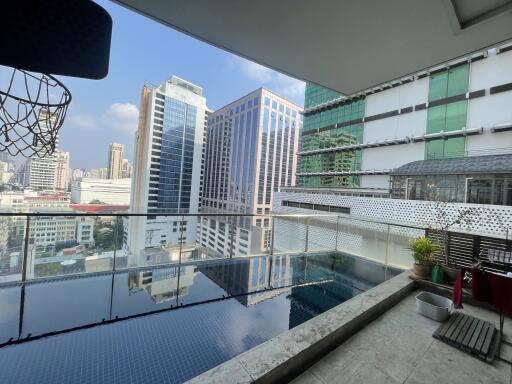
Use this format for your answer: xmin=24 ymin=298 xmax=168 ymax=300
xmin=229 ymin=55 xmax=305 ymax=102
xmin=105 ymin=103 xmax=139 ymax=134
xmin=69 ymin=114 xmax=96 ymax=130
xmin=69 ymin=102 xmax=139 ymax=135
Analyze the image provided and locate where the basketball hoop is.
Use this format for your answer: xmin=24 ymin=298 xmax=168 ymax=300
xmin=0 ymin=0 xmax=113 ymax=158
xmin=0 ymin=66 xmax=71 ymax=157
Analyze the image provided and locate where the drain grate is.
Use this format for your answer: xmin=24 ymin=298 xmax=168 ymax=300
xmin=433 ymin=312 xmax=500 ymax=363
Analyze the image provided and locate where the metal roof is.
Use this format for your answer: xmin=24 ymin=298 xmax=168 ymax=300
xmin=391 ymin=154 xmax=512 ymax=176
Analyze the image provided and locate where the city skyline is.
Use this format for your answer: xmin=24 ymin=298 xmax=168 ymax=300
xmin=48 ymin=0 xmax=305 ymax=170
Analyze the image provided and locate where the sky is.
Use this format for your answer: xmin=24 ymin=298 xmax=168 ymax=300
xmin=54 ymin=0 xmax=305 ymax=169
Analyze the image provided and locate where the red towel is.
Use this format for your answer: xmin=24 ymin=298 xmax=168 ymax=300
xmin=488 ymin=272 xmax=512 ymax=317
xmin=452 ymin=268 xmax=464 ymax=309
xmin=452 ymin=267 xmax=512 ymax=316
xmin=471 ymin=268 xmax=492 ymax=303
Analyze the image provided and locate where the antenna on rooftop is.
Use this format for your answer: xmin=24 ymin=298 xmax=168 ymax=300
xmin=0 ymin=0 xmax=113 ymax=158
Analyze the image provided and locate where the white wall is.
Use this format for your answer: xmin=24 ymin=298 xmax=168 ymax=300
xmin=71 ymin=178 xmax=131 ymax=205
xmin=362 ymin=142 xmax=424 ymax=171
xmin=365 ymin=77 xmax=429 ymax=116
xmin=363 ymin=110 xmax=427 ymax=143
xmin=470 ymin=50 xmax=512 ymax=91
xmin=274 ymin=191 xmax=512 ymax=239
xmin=360 ymin=175 xmax=390 ymax=189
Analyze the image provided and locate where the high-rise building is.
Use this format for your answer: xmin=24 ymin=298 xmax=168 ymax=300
xmin=54 ymin=150 xmax=70 ymax=191
xmin=107 ymin=143 xmax=124 ymax=179
xmin=275 ymin=44 xmax=512 ymax=236
xmin=121 ymin=158 xmax=132 ymax=178
xmin=198 ymin=88 xmax=302 ymax=256
xmin=25 ymin=110 xmax=60 ymax=191
xmin=25 ymin=156 xmax=57 ymax=191
xmin=124 ymin=76 xmax=207 ymax=266
xmin=88 ymin=167 xmax=108 ymax=179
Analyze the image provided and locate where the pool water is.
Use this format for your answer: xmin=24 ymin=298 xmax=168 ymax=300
xmin=0 ymin=252 xmax=401 ymax=383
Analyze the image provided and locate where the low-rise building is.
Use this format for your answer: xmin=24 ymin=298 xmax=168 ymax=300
xmin=71 ymin=178 xmax=131 ymax=205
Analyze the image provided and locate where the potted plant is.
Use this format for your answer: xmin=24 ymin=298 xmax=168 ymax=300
xmin=408 ymin=236 xmax=438 ymax=278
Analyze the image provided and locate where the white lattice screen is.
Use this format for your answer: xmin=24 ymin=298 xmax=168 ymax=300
xmin=274 ymin=191 xmax=512 ymax=239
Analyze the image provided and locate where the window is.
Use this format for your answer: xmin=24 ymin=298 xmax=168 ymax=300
xmin=428 ymin=71 xmax=448 ymax=101
xmin=428 ymin=64 xmax=469 ymax=101
xmin=264 ymin=97 xmax=270 ymax=106
xmin=445 ymin=101 xmax=467 ymax=131
xmin=447 ymin=65 xmax=469 ymax=97
xmin=426 ymin=106 xmax=446 ymax=134
xmin=272 ymin=100 xmax=277 ymax=109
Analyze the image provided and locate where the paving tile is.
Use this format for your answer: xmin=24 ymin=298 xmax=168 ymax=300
xmin=289 ymin=370 xmax=324 ymax=384
xmin=308 ymin=346 xmax=399 ymax=384
xmin=405 ymin=340 xmax=510 ymax=384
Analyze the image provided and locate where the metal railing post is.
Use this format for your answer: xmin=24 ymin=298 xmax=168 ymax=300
xmin=305 ymin=217 xmax=310 ymax=253
xmin=178 ymin=214 xmax=185 ymax=265
xmin=112 ymin=216 xmax=119 ymax=272
xmin=229 ymin=222 xmax=235 ymax=259
xmin=335 ymin=216 xmax=340 ymax=251
xmin=270 ymin=216 xmax=275 ymax=256
xmin=21 ymin=216 xmax=30 ymax=282
xmin=385 ymin=224 xmax=390 ymax=273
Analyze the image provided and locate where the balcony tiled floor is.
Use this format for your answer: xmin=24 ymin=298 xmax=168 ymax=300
xmin=291 ymin=291 xmax=512 ymax=384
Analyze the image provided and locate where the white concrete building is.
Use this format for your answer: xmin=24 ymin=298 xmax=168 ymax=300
xmin=124 ymin=76 xmax=207 ymax=266
xmin=71 ymin=178 xmax=131 ymax=205
xmin=26 ymin=155 xmax=58 ymax=191
xmin=276 ymin=44 xmax=512 ymax=241
xmin=121 ymin=158 xmax=132 ymax=178
xmin=55 ymin=150 xmax=70 ymax=191
xmin=76 ymin=219 xmax=94 ymax=245
xmin=107 ymin=143 xmax=124 ymax=179
xmin=198 ymin=88 xmax=302 ymax=257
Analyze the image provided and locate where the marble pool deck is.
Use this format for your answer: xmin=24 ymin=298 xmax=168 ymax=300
xmin=187 ymin=272 xmax=512 ymax=384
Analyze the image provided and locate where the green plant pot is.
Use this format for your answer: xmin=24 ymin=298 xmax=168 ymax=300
xmin=413 ymin=263 xmax=432 ymax=279
xmin=431 ymin=265 xmax=444 ymax=284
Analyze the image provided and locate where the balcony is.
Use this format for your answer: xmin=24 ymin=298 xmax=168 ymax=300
xmin=0 ymin=212 xmax=510 ymax=383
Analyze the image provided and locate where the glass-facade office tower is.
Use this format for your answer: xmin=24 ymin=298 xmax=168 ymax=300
xmin=198 ymin=88 xmax=302 ymax=256
xmin=125 ymin=76 xmax=207 ymax=266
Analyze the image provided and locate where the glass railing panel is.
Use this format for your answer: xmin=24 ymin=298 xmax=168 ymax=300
xmin=334 ymin=216 xmax=388 ymax=265
xmin=272 ymin=215 xmax=307 ymax=254
xmin=25 ymin=215 xmax=116 ymax=279
xmin=387 ymin=225 xmax=423 ymax=269
xmin=307 ymin=215 xmax=338 ymax=252
xmin=0 ymin=215 xmax=26 ymax=283
xmin=121 ymin=215 xmax=186 ymax=269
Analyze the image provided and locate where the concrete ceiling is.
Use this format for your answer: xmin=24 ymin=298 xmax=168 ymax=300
xmin=115 ymin=0 xmax=512 ymax=95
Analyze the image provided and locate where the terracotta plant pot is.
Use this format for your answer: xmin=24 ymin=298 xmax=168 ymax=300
xmin=413 ymin=263 xmax=432 ymax=278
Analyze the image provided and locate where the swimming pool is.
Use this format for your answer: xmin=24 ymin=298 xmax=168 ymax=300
xmin=0 ymin=252 xmax=401 ymax=383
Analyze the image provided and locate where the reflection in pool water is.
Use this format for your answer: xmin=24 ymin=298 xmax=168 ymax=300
xmin=0 ymin=252 xmax=401 ymax=384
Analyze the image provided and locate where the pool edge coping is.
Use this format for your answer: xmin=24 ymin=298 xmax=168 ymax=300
xmin=185 ymin=270 xmax=414 ymax=384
